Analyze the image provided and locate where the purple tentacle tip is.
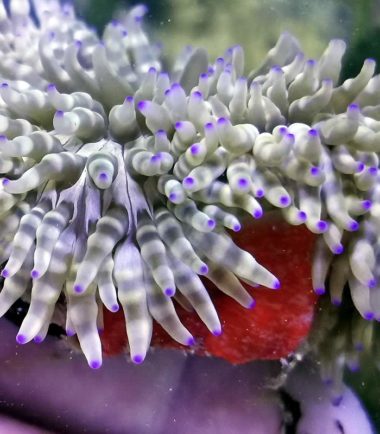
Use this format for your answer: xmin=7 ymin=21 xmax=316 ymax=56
xmin=31 ymin=269 xmax=40 ymax=279
xmin=298 ymin=210 xmax=307 ymax=221
xmin=315 ymin=287 xmax=326 ymax=295
xmin=89 ymin=360 xmax=102 ymax=369
xmin=369 ymin=166 xmax=378 ymax=175
xmin=1 ymin=82 xmax=9 ymax=88
xmin=74 ymin=284 xmax=84 ymax=294
xmin=2 ymin=178 xmax=9 ymax=186
xmin=66 ymin=329 xmax=75 ymax=337
xmin=16 ymin=334 xmax=27 ymax=344
xmin=98 ymin=172 xmax=108 ymax=181
xmin=331 ymin=298 xmax=342 ymax=307
xmin=333 ymin=244 xmax=344 ymax=255
xmin=273 ymin=279 xmax=281 ymax=290
xmin=207 ymin=219 xmax=216 ymax=229
xmin=238 ymin=178 xmax=249 ymax=188
xmin=164 ymin=287 xmax=175 ymax=297
xmin=367 ymin=278 xmax=377 ymax=289
xmin=132 ymin=355 xmax=144 ymax=364
xmin=356 ymin=161 xmax=365 ymax=172
xmin=199 ymin=264 xmax=208 ymax=275
xmin=186 ymin=337 xmax=196 ymax=346
xmin=233 ymin=223 xmax=241 ymax=232
xmin=348 ymin=221 xmax=359 ymax=231
xmin=348 ymin=103 xmax=360 ymax=111
xmin=183 ymin=176 xmax=195 ymax=187
xmin=308 ymin=128 xmax=318 ymax=137
xmin=362 ymin=199 xmax=372 ymax=210
xmin=192 ymin=90 xmax=203 ymax=99
xmin=317 ymin=220 xmax=328 ymax=232
xmin=279 ymin=195 xmax=290 ymax=206
xmin=212 ymin=329 xmax=222 ymax=336
xmin=253 ymin=209 xmax=263 ymax=219
xmin=190 ymin=143 xmax=200 ymax=155
xmin=256 ymin=188 xmax=264 ymax=198
xmin=111 ymin=304 xmax=120 ymax=312
xmin=363 ymin=311 xmax=374 ymax=320
xmin=137 ymin=100 xmax=147 ymax=111
xmin=1 ymin=269 xmax=9 ymax=278
xmin=168 ymin=193 xmax=177 ymax=202
xmin=310 ymin=166 xmax=320 ymax=176
xmin=125 ymin=95 xmax=134 ymax=103
xmin=248 ymin=299 xmax=256 ymax=309
xmin=34 ymin=336 xmax=43 ymax=344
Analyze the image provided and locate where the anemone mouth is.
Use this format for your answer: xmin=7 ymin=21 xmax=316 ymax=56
xmin=0 ymin=0 xmax=378 ymax=374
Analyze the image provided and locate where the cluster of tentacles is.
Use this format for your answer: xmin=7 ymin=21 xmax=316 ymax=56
xmin=0 ymin=0 xmax=379 ymax=372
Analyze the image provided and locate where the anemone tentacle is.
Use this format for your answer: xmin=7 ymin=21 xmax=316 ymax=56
xmin=0 ymin=0 xmax=379 ymax=373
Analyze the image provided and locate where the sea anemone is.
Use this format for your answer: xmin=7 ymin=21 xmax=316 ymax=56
xmin=0 ymin=0 xmax=379 ymax=376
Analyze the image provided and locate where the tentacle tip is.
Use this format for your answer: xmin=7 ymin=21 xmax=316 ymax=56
xmin=46 ymin=83 xmax=56 ymax=92
xmin=199 ymin=264 xmax=208 ymax=275
xmin=331 ymin=297 xmax=342 ymax=306
xmin=310 ymin=166 xmax=320 ymax=176
xmin=137 ymin=100 xmax=148 ymax=112
xmin=16 ymin=334 xmax=27 ymax=345
xmin=31 ymin=269 xmax=40 ymax=279
xmin=248 ymin=299 xmax=256 ymax=309
xmin=74 ymin=284 xmax=85 ymax=294
xmin=356 ymin=161 xmax=365 ymax=173
xmin=207 ymin=218 xmax=216 ymax=229
xmin=348 ymin=221 xmax=359 ymax=232
xmin=132 ymin=354 xmax=144 ymax=364
xmin=273 ymin=279 xmax=281 ymax=290
xmin=363 ymin=311 xmax=374 ymax=321
xmin=237 ymin=178 xmax=249 ymax=188
xmin=367 ymin=278 xmax=377 ymax=289
xmin=2 ymin=178 xmax=9 ymax=186
xmin=333 ymin=245 xmax=344 ymax=255
xmin=279 ymin=195 xmax=290 ymax=207
xmin=253 ymin=209 xmax=263 ymax=219
xmin=316 ymin=220 xmax=328 ymax=232
xmin=232 ymin=223 xmax=241 ymax=232
xmin=1 ymin=269 xmax=9 ymax=278
xmin=255 ymin=188 xmax=265 ymax=198
xmin=348 ymin=362 xmax=360 ymax=373
xmin=66 ymin=329 xmax=75 ymax=337
xmin=315 ymin=287 xmax=326 ymax=296
xmin=168 ymin=192 xmax=177 ymax=202
xmin=164 ymin=287 xmax=175 ymax=297
xmin=361 ymin=199 xmax=372 ymax=210
xmin=297 ymin=210 xmax=307 ymax=222
xmin=89 ymin=360 xmax=102 ymax=369
xmin=369 ymin=166 xmax=378 ymax=175
xmin=212 ymin=328 xmax=222 ymax=336
xmin=183 ymin=176 xmax=195 ymax=188
xmin=348 ymin=102 xmax=360 ymax=112
xmin=98 ymin=172 xmax=109 ymax=182
xmin=34 ymin=336 xmax=44 ymax=344
xmin=110 ymin=304 xmax=120 ymax=312
xmin=186 ymin=336 xmax=196 ymax=346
